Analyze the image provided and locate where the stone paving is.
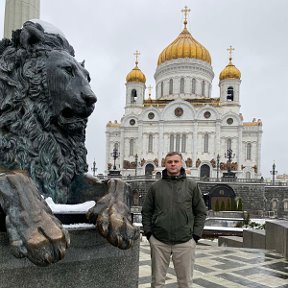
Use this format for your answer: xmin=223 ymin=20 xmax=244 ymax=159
xmin=138 ymin=238 xmax=288 ymax=288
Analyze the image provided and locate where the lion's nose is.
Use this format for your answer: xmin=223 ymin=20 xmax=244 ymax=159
xmin=82 ymin=92 xmax=97 ymax=106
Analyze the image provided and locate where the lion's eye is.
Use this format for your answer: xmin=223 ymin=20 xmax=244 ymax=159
xmin=64 ymin=66 xmax=74 ymax=76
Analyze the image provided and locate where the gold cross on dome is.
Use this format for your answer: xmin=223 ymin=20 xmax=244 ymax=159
xmin=227 ymin=45 xmax=235 ymax=61
xmin=134 ymin=50 xmax=140 ymax=65
xmin=181 ymin=6 xmax=191 ymax=27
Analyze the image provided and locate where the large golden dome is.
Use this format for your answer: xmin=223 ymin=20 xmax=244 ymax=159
xmin=157 ymin=21 xmax=211 ymax=66
xmin=126 ymin=51 xmax=146 ymax=83
xmin=219 ymin=55 xmax=241 ymax=81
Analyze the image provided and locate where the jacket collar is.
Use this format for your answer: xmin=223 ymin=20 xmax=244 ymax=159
xmin=162 ymin=167 xmax=186 ymax=180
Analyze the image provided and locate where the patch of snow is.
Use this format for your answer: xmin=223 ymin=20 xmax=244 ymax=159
xmin=45 ymin=197 xmax=95 ymax=214
xmin=29 ymin=19 xmax=66 ymax=37
xmin=63 ymin=223 xmax=95 ymax=230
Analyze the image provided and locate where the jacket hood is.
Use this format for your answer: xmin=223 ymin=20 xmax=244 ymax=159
xmin=162 ymin=167 xmax=186 ymax=180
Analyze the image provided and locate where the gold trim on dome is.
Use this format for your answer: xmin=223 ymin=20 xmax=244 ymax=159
xmin=157 ymin=7 xmax=211 ymax=66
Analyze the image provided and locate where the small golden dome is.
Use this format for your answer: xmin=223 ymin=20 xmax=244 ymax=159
xmin=126 ymin=50 xmax=146 ymax=83
xmin=157 ymin=25 xmax=211 ymax=66
xmin=219 ymin=46 xmax=241 ymax=80
xmin=126 ymin=65 xmax=146 ymax=83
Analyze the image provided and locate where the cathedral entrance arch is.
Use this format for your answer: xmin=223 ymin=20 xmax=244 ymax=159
xmin=207 ymin=184 xmax=236 ymax=211
xmin=200 ymin=164 xmax=210 ymax=179
xmin=145 ymin=163 xmax=154 ymax=177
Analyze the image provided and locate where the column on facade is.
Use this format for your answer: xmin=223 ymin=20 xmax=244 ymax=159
xmin=158 ymin=121 xmax=164 ymax=163
xmin=137 ymin=121 xmax=143 ymax=163
xmin=119 ymin=127 xmax=125 ymax=170
xmin=192 ymin=122 xmax=198 ymax=167
xmin=214 ymin=121 xmax=221 ymax=178
xmin=187 ymin=132 xmax=193 ymax=158
xmin=237 ymin=125 xmax=243 ymax=176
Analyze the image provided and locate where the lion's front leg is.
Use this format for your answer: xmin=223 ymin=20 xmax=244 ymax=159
xmin=87 ymin=178 xmax=140 ymax=249
xmin=0 ymin=171 xmax=70 ymax=266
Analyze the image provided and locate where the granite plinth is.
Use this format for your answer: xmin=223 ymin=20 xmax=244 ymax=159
xmin=0 ymin=227 xmax=140 ymax=288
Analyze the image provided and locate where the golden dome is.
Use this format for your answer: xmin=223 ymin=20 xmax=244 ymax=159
xmin=219 ymin=46 xmax=241 ymax=80
xmin=157 ymin=23 xmax=211 ymax=65
xmin=126 ymin=50 xmax=146 ymax=83
xmin=126 ymin=65 xmax=146 ymax=83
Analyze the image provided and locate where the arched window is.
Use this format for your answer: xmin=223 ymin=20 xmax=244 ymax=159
xmin=129 ymin=139 xmax=134 ymax=156
xmin=131 ymin=89 xmax=137 ymax=103
xmin=180 ymin=78 xmax=185 ymax=93
xmin=247 ymin=143 xmax=252 ymax=160
xmin=148 ymin=134 xmax=153 ymax=153
xmin=169 ymin=79 xmax=173 ymax=95
xmin=192 ymin=78 xmax=196 ymax=94
xmin=201 ymin=80 xmax=205 ymax=96
xmin=181 ymin=134 xmax=186 ymax=153
xmin=227 ymin=138 xmax=232 ymax=151
xmin=227 ymin=86 xmax=234 ymax=101
xmin=176 ymin=134 xmax=180 ymax=152
xmin=170 ymin=134 xmax=174 ymax=151
xmin=204 ymin=133 xmax=209 ymax=153
xmin=161 ymin=81 xmax=164 ymax=97
xmin=246 ymin=172 xmax=251 ymax=179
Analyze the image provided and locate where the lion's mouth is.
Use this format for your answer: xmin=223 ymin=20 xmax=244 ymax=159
xmin=61 ymin=105 xmax=94 ymax=122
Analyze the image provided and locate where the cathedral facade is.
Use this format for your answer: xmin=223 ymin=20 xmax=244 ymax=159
xmin=106 ymin=8 xmax=262 ymax=179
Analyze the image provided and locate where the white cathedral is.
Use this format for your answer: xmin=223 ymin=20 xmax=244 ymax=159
xmin=105 ymin=7 xmax=262 ymax=179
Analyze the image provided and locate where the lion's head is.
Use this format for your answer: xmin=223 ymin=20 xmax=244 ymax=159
xmin=0 ymin=21 xmax=97 ymax=203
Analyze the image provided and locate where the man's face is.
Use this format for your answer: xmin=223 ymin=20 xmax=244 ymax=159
xmin=165 ymin=155 xmax=183 ymax=176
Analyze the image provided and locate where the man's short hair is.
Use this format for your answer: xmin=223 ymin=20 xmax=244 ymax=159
xmin=164 ymin=152 xmax=183 ymax=162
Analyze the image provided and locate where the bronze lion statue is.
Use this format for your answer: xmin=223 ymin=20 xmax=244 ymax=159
xmin=0 ymin=20 xmax=139 ymax=266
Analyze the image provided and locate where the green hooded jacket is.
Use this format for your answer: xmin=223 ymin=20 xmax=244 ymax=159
xmin=141 ymin=168 xmax=207 ymax=244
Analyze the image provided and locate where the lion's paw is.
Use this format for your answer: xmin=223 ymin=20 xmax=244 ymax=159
xmin=96 ymin=203 xmax=140 ymax=249
xmin=88 ymin=198 xmax=140 ymax=249
xmin=6 ymin=212 xmax=70 ymax=266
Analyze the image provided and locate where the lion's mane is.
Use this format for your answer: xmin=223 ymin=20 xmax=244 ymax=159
xmin=0 ymin=22 xmax=88 ymax=203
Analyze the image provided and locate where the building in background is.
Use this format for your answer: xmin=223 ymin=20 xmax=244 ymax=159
xmin=106 ymin=7 xmax=263 ymax=179
xmin=4 ymin=0 xmax=40 ymax=38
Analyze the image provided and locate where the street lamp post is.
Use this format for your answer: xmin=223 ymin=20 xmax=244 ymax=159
xmin=111 ymin=146 xmax=120 ymax=170
xmin=91 ymin=160 xmax=97 ymax=177
xmin=216 ymin=154 xmax=220 ymax=181
xmin=270 ymin=162 xmax=278 ymax=185
xmin=135 ymin=154 xmax=138 ymax=177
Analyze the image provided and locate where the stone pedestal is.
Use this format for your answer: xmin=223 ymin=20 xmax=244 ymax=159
xmin=0 ymin=227 xmax=140 ymax=288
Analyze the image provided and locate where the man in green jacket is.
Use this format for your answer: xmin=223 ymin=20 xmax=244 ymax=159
xmin=142 ymin=152 xmax=207 ymax=288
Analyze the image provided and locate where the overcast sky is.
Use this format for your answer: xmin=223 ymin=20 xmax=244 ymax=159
xmin=1 ymin=0 xmax=288 ymax=178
